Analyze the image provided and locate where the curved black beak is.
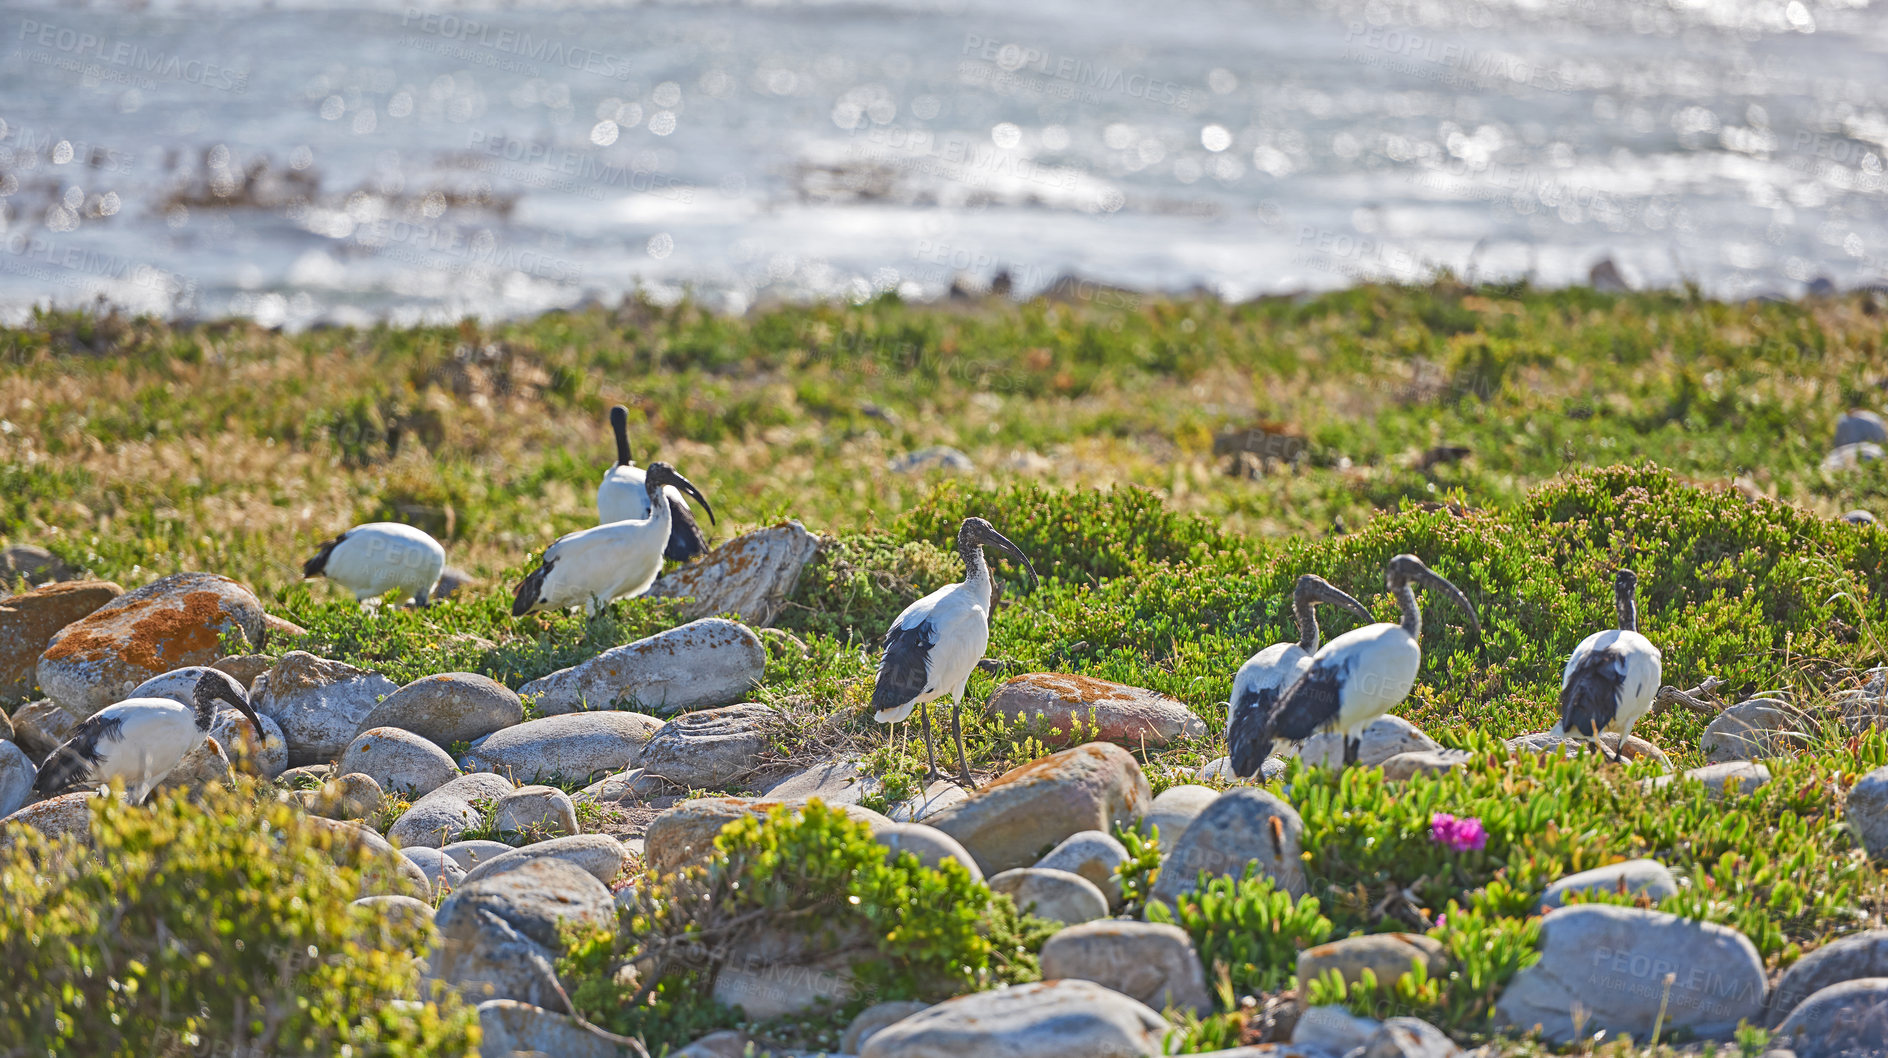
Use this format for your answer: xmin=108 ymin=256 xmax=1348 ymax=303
xmin=610 ymin=405 xmax=633 ymax=467
xmin=1297 ymin=574 xmax=1374 ymax=624
xmin=647 ymin=462 xmax=716 ymax=526
xmin=978 ymin=525 xmax=1038 ymax=588
xmin=1415 ymin=565 xmax=1481 ymax=640
xmin=198 ymin=671 xmax=265 ymax=743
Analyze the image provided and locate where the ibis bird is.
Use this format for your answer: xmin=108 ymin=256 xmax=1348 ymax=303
xmin=870 ymin=517 xmax=1037 ymax=788
xmin=512 ymin=461 xmax=716 ymax=617
xmin=34 ymin=669 xmax=264 ymax=803
xmin=1243 ymin=554 xmax=1480 ymax=767
xmin=597 ymin=405 xmax=711 ymax=563
xmin=1553 ymin=568 xmax=1661 ymax=761
xmin=1226 ymin=574 xmax=1375 ymax=777
xmin=303 ymin=522 xmax=446 ymax=607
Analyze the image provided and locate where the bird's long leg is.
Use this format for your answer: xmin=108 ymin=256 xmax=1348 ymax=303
xmin=918 ymin=698 xmax=942 ymax=781
xmin=949 ymin=693 xmax=975 ymax=790
xmin=1610 ymin=720 xmax=1637 ymax=765
xmin=1342 ymin=733 xmax=1360 ymax=768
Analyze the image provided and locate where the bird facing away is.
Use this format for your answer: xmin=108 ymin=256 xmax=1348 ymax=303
xmin=34 ymin=670 xmax=264 ymax=803
xmin=513 ymin=461 xmax=717 ymax=618
xmin=870 ymin=517 xmax=1038 ymax=788
xmin=303 ymin=522 xmax=446 ymax=607
xmin=1226 ymin=574 xmax=1376 ymax=777
xmin=1553 ymin=568 xmax=1662 ymax=762
xmin=1251 ymin=554 xmax=1481 ymax=768
xmin=596 ymin=405 xmax=711 ymax=563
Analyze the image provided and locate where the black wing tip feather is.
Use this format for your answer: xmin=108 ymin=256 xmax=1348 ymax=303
xmin=511 ymin=559 xmax=554 ymax=617
xmin=1270 ymin=662 xmax=1345 ymax=743
xmin=302 ymin=531 xmax=348 ymax=578
xmin=1227 ymin=686 xmax=1280 ymax=777
xmin=33 ymin=715 xmax=122 ymax=795
xmin=870 ymin=621 xmax=936 ymax=714
xmin=662 ymin=498 xmax=712 ymax=563
xmin=1559 ymin=648 xmax=1626 ymax=737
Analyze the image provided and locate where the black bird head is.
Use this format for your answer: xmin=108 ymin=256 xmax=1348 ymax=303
xmin=194 ymin=669 xmax=265 ymax=742
xmin=1290 ymin=573 xmax=1377 ymax=651
xmin=1613 ymin=567 xmax=1639 ymax=632
xmin=1386 ymin=554 xmax=1482 ymax=639
xmin=958 ymin=517 xmax=1039 ymax=588
xmin=644 ymin=462 xmax=716 ymax=525
xmin=610 ymin=404 xmax=633 ymax=467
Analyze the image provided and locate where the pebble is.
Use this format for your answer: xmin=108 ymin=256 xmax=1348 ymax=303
xmin=518 ymin=617 xmax=765 ymax=717
xmin=1034 ymin=829 xmax=1129 ymax=906
xmin=927 ymin=742 xmax=1152 ymax=875
xmin=252 ymin=651 xmax=400 ymax=766
xmin=1039 ymin=920 xmax=1212 ymax=1014
xmin=988 ymin=867 xmax=1109 ymax=925
xmin=1538 ymin=858 xmax=1678 ymax=910
xmin=431 ymin=859 xmax=614 ymax=1007
xmin=463 ymin=711 xmax=663 ymax=785
xmin=986 ymin=673 xmax=1207 ymax=748
xmin=1140 ymin=784 xmax=1218 ymax=845
xmin=354 ymin=672 xmax=523 ymax=749
xmin=493 ymin=784 xmax=579 ymax=841
xmin=646 ymin=520 xmax=823 ymax=626
xmin=858 ymin=979 xmax=1167 ymax=1058
xmin=875 ymin=821 xmax=983 ymax=881
xmin=337 ymin=727 xmax=460 ymax=797
xmin=636 ymin=702 xmax=781 ymax=789
xmin=1767 ymin=929 xmax=1888 ymax=1027
xmin=460 ymin=834 xmax=630 ymax=886
xmin=0 ymin=580 xmax=122 ymax=699
xmin=37 ymin=572 xmax=266 ymax=719
xmin=1150 ymin=787 xmax=1307 ymax=906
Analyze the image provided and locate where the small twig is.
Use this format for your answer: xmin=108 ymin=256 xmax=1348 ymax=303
xmin=1652 ymin=676 xmax=1727 ymax=717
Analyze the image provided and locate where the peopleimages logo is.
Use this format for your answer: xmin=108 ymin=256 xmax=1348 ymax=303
xmin=400 ymin=10 xmax=632 ymax=81
xmin=14 ymin=19 xmax=249 ymax=93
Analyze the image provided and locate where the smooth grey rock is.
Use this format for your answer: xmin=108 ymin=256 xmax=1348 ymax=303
xmin=356 ymin=672 xmax=523 ymax=748
xmin=463 ymin=711 xmax=663 ymax=785
xmin=767 ymin=757 xmax=877 ymax=807
xmin=1294 ymin=1005 xmax=1381 ymax=1053
xmin=1540 ymin=859 xmax=1678 ymax=910
xmin=858 ymin=979 xmax=1168 ymax=1057
xmin=301 ymin=816 xmax=431 ymax=899
xmin=927 ymin=742 xmax=1152 ymax=875
xmin=712 ymin=953 xmax=862 ymax=1020
xmin=11 ymin=699 xmax=76 ymax=761
xmin=1702 ymin=699 xmax=1800 ymax=762
xmin=987 ymin=867 xmax=1109 ymax=925
xmin=1140 ymin=784 xmax=1218 ymax=845
xmin=337 ymin=727 xmax=460 ymax=796
xmin=1770 ymin=931 xmax=1888 ymax=1027
xmin=1650 ymin=760 xmax=1772 ymax=799
xmin=843 ymin=1001 xmax=931 ymax=1054
xmin=153 ymin=736 xmax=232 ymax=795
xmin=1196 ymin=754 xmax=1285 ymax=782
xmin=1 ymin=544 xmax=76 ymax=585
xmin=1035 ymin=829 xmax=1129 ymax=906
xmin=1836 ymin=411 xmax=1888 ymax=449
xmin=37 ymin=573 xmax=266 ymax=719
xmin=387 ymin=773 xmax=516 ymax=849
xmin=643 ymin=797 xmax=892 ymax=875
xmin=1850 ymin=766 xmax=1888 ymax=860
xmin=1824 ymin=443 xmax=1885 ymax=472
xmin=1364 ymin=1017 xmax=1462 ymax=1058
xmin=1381 ymin=749 xmax=1475 ymax=781
xmin=1773 ymin=977 xmax=1888 ymax=1058
xmin=431 ymin=859 xmax=613 ymax=1006
xmin=294 ymin=772 xmax=385 ymax=822
xmin=887 ymin=445 xmax=974 ymax=474
xmin=209 ymin=705 xmax=288 ymax=778
xmin=986 ymin=672 xmax=1207 ymax=748
xmin=875 ymin=821 xmax=983 ymax=881
xmin=460 ymin=834 xmax=629 ymax=886
xmin=1039 ymin=920 xmax=1212 ymax=1015
xmin=1509 ymin=730 xmax=1671 ymax=769
xmin=574 ymin=767 xmax=674 ymax=805
xmin=492 ymin=784 xmax=579 ymax=841
xmin=0 ymin=740 xmax=34 ymax=817
xmin=252 ymin=652 xmax=399 ymax=766
xmin=636 ymin=702 xmax=780 ymax=789
xmin=1298 ymin=934 xmax=1450 ymax=995
xmin=1150 ymin=787 xmax=1307 ymax=906
xmin=1295 ymin=715 xmax=1439 ymax=768
xmin=1494 ymin=904 xmax=1767 ymax=1043
xmin=645 ymin=521 xmax=822 ymax=627
xmin=441 ymin=839 xmax=517 ymax=873
xmin=0 ymin=790 xmax=94 ymax=851
xmin=476 ymin=998 xmax=639 ymax=1058
xmin=212 ymin=653 xmax=274 ymax=689
xmin=888 ymin=779 xmax=968 ymax=822
xmin=1845 ymin=510 xmax=1878 ymax=526
xmin=351 ymin=894 xmax=436 ymax=937
xmin=671 ymin=1029 xmax=753 ymax=1057
xmin=400 ymin=845 xmax=467 ymax=899
xmin=518 ymin=618 xmax=765 ymax=717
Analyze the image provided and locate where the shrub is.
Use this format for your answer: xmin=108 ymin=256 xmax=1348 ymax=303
xmin=0 ymin=780 xmax=478 ymax=1058
xmin=1145 ymin=865 xmax=1333 ymax=998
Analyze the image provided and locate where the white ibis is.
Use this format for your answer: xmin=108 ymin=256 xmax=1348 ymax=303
xmin=1553 ymin=568 xmax=1662 ymax=761
xmin=34 ymin=669 xmax=264 ymax=803
xmin=597 ymin=405 xmax=711 ymax=563
xmin=870 ymin=517 xmax=1037 ymax=788
xmin=303 ymin=522 xmax=446 ymax=607
xmin=1249 ymin=554 xmax=1480 ymax=767
xmin=1227 ymin=574 xmax=1375 ymax=776
xmin=512 ymin=461 xmax=716 ymax=617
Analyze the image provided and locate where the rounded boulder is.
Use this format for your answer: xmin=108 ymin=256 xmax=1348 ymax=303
xmin=338 ymin=727 xmax=460 ymax=797
xmin=354 ymin=672 xmax=523 ymax=749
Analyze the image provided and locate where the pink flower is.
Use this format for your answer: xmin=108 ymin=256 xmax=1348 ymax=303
xmin=1430 ymin=812 xmax=1487 ymax=853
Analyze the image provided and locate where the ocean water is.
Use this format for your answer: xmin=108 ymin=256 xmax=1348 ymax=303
xmin=0 ymin=0 xmax=1883 ymax=326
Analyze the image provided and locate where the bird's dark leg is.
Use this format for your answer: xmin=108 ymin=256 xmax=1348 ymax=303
xmin=949 ymin=698 xmax=975 ymax=790
xmin=918 ymin=698 xmax=942 ymax=781
xmin=1343 ymin=734 xmax=1360 ymax=768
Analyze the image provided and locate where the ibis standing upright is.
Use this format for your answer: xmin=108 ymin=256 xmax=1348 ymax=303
xmin=1226 ymin=574 xmax=1375 ymax=777
xmin=1553 ymin=568 xmax=1662 ymax=761
xmin=303 ymin=522 xmax=447 ymax=607
xmin=34 ymin=669 xmax=265 ymax=803
xmin=1246 ymin=554 xmax=1480 ymax=767
xmin=513 ymin=461 xmax=717 ymax=617
xmin=597 ymin=405 xmax=711 ymax=563
xmin=870 ymin=517 xmax=1038 ymax=788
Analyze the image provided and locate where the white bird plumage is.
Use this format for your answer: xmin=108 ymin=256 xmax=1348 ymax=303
xmin=869 ymin=517 xmax=1037 ymax=788
xmin=1225 ymin=574 xmax=1374 ymax=776
xmin=597 ymin=405 xmax=711 ymax=563
xmin=1552 ymin=568 xmax=1662 ymax=761
xmin=34 ymin=670 xmax=263 ymax=803
xmin=513 ymin=461 xmax=717 ymax=618
xmin=303 ymin=521 xmax=446 ymax=606
xmin=1244 ymin=554 xmax=1480 ymax=768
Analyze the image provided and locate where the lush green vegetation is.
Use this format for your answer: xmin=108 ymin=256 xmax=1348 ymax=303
xmin=0 ymin=780 xmax=478 ymax=1057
